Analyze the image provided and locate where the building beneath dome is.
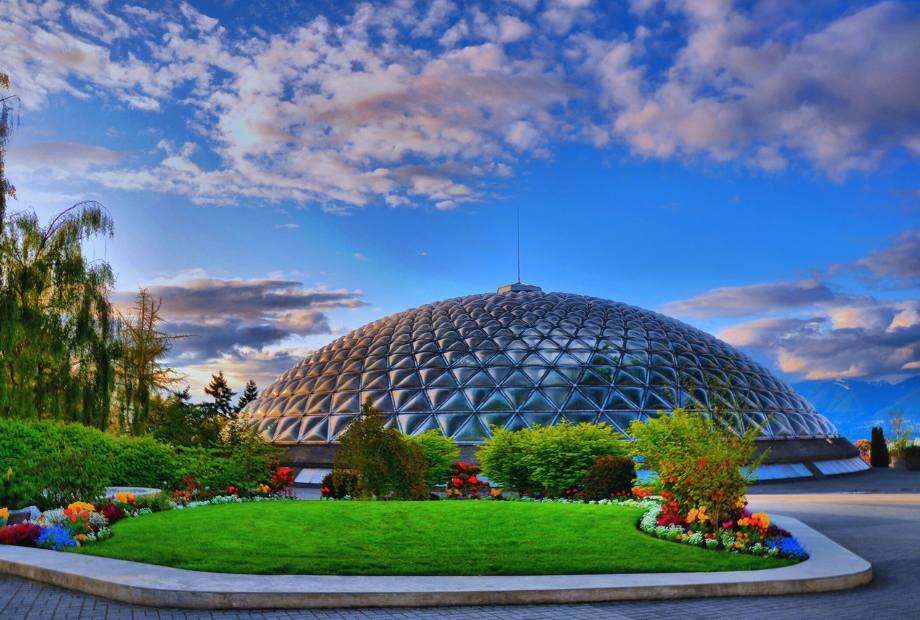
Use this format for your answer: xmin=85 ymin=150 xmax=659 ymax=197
xmin=241 ymin=284 xmax=866 ymax=481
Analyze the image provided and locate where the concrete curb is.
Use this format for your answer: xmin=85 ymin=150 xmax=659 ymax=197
xmin=0 ymin=516 xmax=871 ymax=609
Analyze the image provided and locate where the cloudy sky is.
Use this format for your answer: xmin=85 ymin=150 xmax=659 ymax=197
xmin=3 ymin=0 xmax=919 ymax=393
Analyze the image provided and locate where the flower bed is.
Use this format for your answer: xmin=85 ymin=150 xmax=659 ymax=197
xmin=0 ymin=465 xmax=297 ymax=554
xmin=637 ymin=499 xmax=808 ymax=560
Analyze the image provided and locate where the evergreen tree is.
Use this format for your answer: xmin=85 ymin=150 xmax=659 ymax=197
xmin=235 ymin=380 xmax=258 ymax=414
xmin=870 ymin=426 xmax=890 ymax=468
xmin=202 ymin=371 xmax=237 ymax=419
xmin=116 ymin=288 xmax=185 ymax=434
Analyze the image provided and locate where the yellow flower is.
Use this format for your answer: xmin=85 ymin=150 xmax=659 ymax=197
xmin=490 ymin=488 xmax=503 ymax=497
xmin=752 ymin=512 xmax=770 ymax=527
xmin=0 ymin=507 xmax=8 ymax=521
xmin=66 ymin=501 xmax=95 ymax=514
xmin=259 ymin=484 xmax=271 ymax=494
xmin=114 ymin=492 xmax=136 ymax=504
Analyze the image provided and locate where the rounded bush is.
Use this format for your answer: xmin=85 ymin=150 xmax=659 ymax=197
xmin=583 ymin=455 xmax=636 ymax=501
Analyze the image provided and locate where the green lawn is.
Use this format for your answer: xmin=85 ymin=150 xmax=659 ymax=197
xmin=76 ymin=501 xmax=795 ymax=575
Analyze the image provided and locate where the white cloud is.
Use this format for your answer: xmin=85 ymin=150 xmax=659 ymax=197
xmin=3 ymin=0 xmax=919 ymax=212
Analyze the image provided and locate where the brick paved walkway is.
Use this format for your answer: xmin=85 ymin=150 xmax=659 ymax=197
xmin=3 ymin=478 xmax=918 ymax=619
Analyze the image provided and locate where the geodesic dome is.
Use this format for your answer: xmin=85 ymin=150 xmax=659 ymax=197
xmin=242 ymin=284 xmax=838 ymax=445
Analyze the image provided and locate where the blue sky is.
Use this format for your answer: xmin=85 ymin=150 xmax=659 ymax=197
xmin=3 ymin=0 xmax=919 ymax=393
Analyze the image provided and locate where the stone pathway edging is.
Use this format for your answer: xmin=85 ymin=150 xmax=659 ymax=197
xmin=0 ymin=515 xmax=871 ymax=609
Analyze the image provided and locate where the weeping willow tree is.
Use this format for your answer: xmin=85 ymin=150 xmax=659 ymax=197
xmin=0 ymin=201 xmax=120 ymax=428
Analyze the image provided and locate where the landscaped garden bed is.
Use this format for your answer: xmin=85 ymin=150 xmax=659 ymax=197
xmin=74 ymin=500 xmax=796 ymax=576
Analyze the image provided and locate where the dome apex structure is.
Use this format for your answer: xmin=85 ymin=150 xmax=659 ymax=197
xmin=241 ymin=288 xmax=865 ymax=479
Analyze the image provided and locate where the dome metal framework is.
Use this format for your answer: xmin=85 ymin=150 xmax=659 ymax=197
xmin=242 ymin=285 xmax=838 ymax=445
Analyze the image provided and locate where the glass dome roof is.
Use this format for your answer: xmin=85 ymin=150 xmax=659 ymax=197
xmin=242 ymin=286 xmax=837 ymax=444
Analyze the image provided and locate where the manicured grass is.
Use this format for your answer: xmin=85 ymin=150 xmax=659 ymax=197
xmin=76 ymin=501 xmax=795 ymax=576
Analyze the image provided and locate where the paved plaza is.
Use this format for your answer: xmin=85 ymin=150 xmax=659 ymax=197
xmin=2 ymin=469 xmax=917 ymax=620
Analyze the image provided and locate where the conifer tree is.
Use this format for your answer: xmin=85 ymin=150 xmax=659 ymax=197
xmin=235 ymin=380 xmax=258 ymax=414
xmin=202 ymin=370 xmax=237 ymax=419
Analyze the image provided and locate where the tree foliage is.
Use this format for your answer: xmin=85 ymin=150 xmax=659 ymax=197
xmin=115 ymin=288 xmax=185 ymax=434
xmin=0 ymin=202 xmax=118 ymax=429
xmin=202 ymin=370 xmax=237 ymax=419
xmin=333 ymin=401 xmax=429 ymax=499
xmin=235 ymin=380 xmax=258 ymax=415
xmin=627 ymin=408 xmax=765 ymax=527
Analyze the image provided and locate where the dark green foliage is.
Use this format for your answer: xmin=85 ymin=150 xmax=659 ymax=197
xmin=332 ymin=402 xmax=429 ymax=500
xmin=870 ymin=426 xmax=889 ymax=468
xmin=477 ymin=422 xmax=626 ymax=496
xmin=323 ymin=470 xmax=357 ymax=498
xmin=0 ymin=418 xmax=280 ymax=509
xmin=202 ymin=371 xmax=237 ymax=419
xmin=404 ymin=429 xmax=459 ymax=488
xmin=583 ymin=455 xmax=636 ymax=501
xmin=905 ymin=446 xmax=920 ymax=471
xmin=235 ymin=380 xmax=259 ymax=415
xmin=0 ymin=202 xmax=119 ymax=429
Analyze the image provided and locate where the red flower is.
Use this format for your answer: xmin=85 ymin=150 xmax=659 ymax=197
xmin=468 ymin=476 xmax=478 ymax=484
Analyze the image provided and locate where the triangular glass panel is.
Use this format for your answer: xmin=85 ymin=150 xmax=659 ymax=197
xmin=451 ymin=366 xmax=478 ymax=384
xmin=391 ymin=389 xmax=421 ymax=410
xmin=648 ymin=387 xmax=676 ymax=409
xmin=542 ymin=369 xmax=573 ymax=387
xmin=487 ymin=365 xmax=514 ymax=384
xmin=437 ymin=390 xmax=474 ymax=412
xmin=521 ymin=390 xmax=556 ymax=412
xmin=454 ymin=416 xmax=489 ymax=442
xmin=463 ymin=387 xmax=493 ymax=409
xmin=543 ymin=387 xmax=572 ymax=408
xmin=419 ymin=354 xmax=448 ymax=369
xmin=502 ymin=370 xmax=533 ymax=387
xmin=473 ymin=350 xmax=497 ymax=364
xmin=481 ymin=390 xmax=514 ymax=412
xmin=521 ymin=411 xmax=558 ymax=427
xmin=397 ymin=413 xmax=433 ymax=435
xmin=426 ymin=388 xmax=456 ymax=409
xmin=393 ymin=372 xmax=422 ymax=389
xmin=465 ymin=370 xmax=496 ymax=387
xmin=490 ymin=353 xmax=515 ymax=366
xmin=522 ymin=366 xmax=548 ymax=384
xmin=362 ymin=371 xmax=389 ymax=390
xmin=437 ymin=413 xmax=471 ymax=437
xmin=299 ymin=415 xmax=329 ymax=442
xmin=391 ymin=355 xmax=416 ymax=369
xmin=331 ymin=392 xmax=359 ymax=414
xmin=564 ymin=389 xmax=596 ymax=411
xmin=272 ymin=416 xmax=302 ymax=442
xmin=306 ymin=393 xmax=332 ymax=415
xmin=478 ymin=411 xmax=514 ymax=433
xmin=502 ymin=387 xmax=533 ymax=409
xmin=328 ymin=414 xmax=358 ymax=440
xmin=615 ymin=366 xmax=646 ymax=386
xmin=579 ymin=386 xmax=609 ymax=408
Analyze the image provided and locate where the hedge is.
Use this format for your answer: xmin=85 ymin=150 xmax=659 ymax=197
xmin=0 ymin=418 xmax=280 ymax=509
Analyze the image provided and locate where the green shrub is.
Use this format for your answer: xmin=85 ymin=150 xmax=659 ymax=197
xmin=0 ymin=418 xmax=280 ymax=509
xmin=905 ymin=445 xmax=920 ymax=471
xmin=478 ymin=422 xmax=626 ymax=496
xmin=627 ymin=409 xmax=764 ymax=527
xmin=583 ymin=455 xmax=636 ymax=500
xmin=332 ymin=402 xmax=429 ymax=500
xmin=405 ymin=430 xmax=460 ymax=488
xmin=870 ymin=426 xmax=889 ymax=468
xmin=322 ymin=470 xmax=356 ymax=498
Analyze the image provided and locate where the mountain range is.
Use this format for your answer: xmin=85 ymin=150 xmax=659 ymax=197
xmin=792 ymin=376 xmax=920 ymax=441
